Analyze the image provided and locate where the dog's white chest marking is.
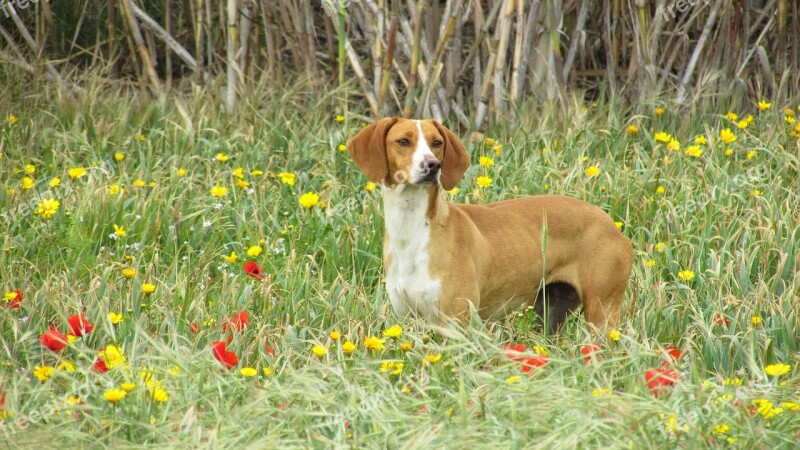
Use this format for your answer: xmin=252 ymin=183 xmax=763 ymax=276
xmin=383 ymin=185 xmax=441 ymax=320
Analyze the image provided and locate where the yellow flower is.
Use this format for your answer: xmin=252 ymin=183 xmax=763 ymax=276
xmin=114 ymin=152 xmax=125 ymax=161
xmin=135 ymin=134 xmax=146 ymax=141
xmin=765 ymin=363 xmax=790 ymax=377
xmin=8 ymin=114 xmax=18 ymax=124
xmin=278 ymin=172 xmax=296 ymax=186
xmin=400 ymin=342 xmax=414 ymax=352
xmin=210 ymin=186 xmax=227 ymax=197
xmin=176 ymin=168 xmax=187 ymax=177
xmin=666 ymin=139 xmax=681 ymax=152
xmin=240 ymin=367 xmax=258 ymax=377
xmin=532 ymin=345 xmax=549 ymax=356
xmin=329 ymin=330 xmax=342 ymax=340
xmin=142 ymin=283 xmax=156 ymax=294
xmin=685 ymin=146 xmax=703 ymax=158
xmin=752 ymin=189 xmax=763 ymax=197
xmin=724 ymin=148 xmax=733 ymax=156
xmin=506 ymin=376 xmax=521 ymax=384
xmin=479 ymin=156 xmax=495 ymax=168
xmin=7 ymin=188 xmax=15 ymax=196
xmin=334 ymin=115 xmax=345 ymax=123
xmin=645 ymin=259 xmax=656 ymax=267
xmin=656 ymin=186 xmax=665 ymax=195
xmin=150 ymin=387 xmax=169 ymax=402
xmin=713 ymin=424 xmax=730 ymax=435
xmin=224 ymin=251 xmax=237 ymax=264
xmin=104 ymin=388 xmax=127 ymax=403
xmin=475 ymin=176 xmax=493 ymax=188
xmin=786 ymin=115 xmax=796 ymax=125
xmin=56 ymin=361 xmax=75 ymax=372
xmin=608 ymin=329 xmax=621 ymax=341
xmin=67 ymin=335 xmax=78 ymax=343
xmin=751 ymin=315 xmax=762 ymax=325
xmin=68 ymin=167 xmax=87 ymax=180
xmin=168 ymin=366 xmax=181 ymax=376
xmin=425 ymin=353 xmax=442 ymax=364
xmin=122 ymin=268 xmax=137 ymax=278
xmin=342 ymin=341 xmax=356 ymax=355
xmin=758 ymin=100 xmax=771 ymax=111
xmin=584 ymin=166 xmax=600 ymax=178
xmin=312 ymin=345 xmax=327 ymax=358
xmin=746 ymin=150 xmax=756 ymax=160
xmin=230 ymin=167 xmax=244 ymax=180
xmin=20 ymin=177 xmax=34 ymax=190
xmin=120 ymin=382 xmax=136 ymax=392
xmin=108 ymin=184 xmax=122 ymax=196
xmin=108 ymin=312 xmax=123 ymax=325
xmin=655 ymin=242 xmax=667 ymax=252
xmin=737 ymin=119 xmax=749 ymax=130
xmin=133 ymin=179 xmax=146 ymax=187
xmin=745 ymin=114 xmax=755 ymax=125
xmin=113 ymin=224 xmax=126 ymax=237
xmin=364 ymin=336 xmax=386 ymax=351
xmin=99 ymin=345 xmax=126 ymax=369
xmin=592 ymin=388 xmax=610 ymax=397
xmin=380 ymin=361 xmax=404 ymax=375
xmin=215 ymin=153 xmax=229 ymax=162
xmin=720 ymin=128 xmax=736 ymax=144
xmin=247 ymin=246 xmax=262 ymax=257
xmin=33 ymin=366 xmax=55 ymax=381
xmin=694 ymin=135 xmax=707 ymax=145
xmin=654 ymin=132 xmax=671 ymax=143
xmin=724 ymin=112 xmax=738 ymax=121
xmin=655 ymin=107 xmax=665 ymax=116
xmin=24 ymin=164 xmax=35 ymax=174
xmin=365 ymin=181 xmax=377 ymax=191
xmin=49 ymin=177 xmax=61 ymax=188
xmin=724 ymin=377 xmax=743 ymax=386
xmin=447 ymin=187 xmax=461 ymax=195
xmin=782 ymin=402 xmax=799 ymax=411
xmin=382 ymin=325 xmax=403 ymax=339
xmin=33 ymin=198 xmax=60 ymax=220
xmin=493 ymin=144 xmax=503 ymax=156
xmin=263 ymin=367 xmax=273 ymax=377
xmin=678 ymin=270 xmax=695 ymax=281
xmin=299 ymin=192 xmax=320 ymax=208
xmin=626 ymin=124 xmax=639 ymax=134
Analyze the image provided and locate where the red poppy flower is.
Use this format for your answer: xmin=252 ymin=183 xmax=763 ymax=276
xmin=266 ymin=345 xmax=275 ymax=357
xmin=190 ymin=322 xmax=200 ymax=334
xmin=521 ymin=355 xmax=549 ymax=372
xmin=580 ymin=343 xmax=602 ymax=364
xmin=713 ymin=313 xmax=730 ymax=327
xmin=4 ymin=290 xmax=22 ymax=309
xmin=663 ymin=345 xmax=681 ymax=363
xmin=645 ymin=368 xmax=680 ymax=397
xmin=222 ymin=311 xmax=250 ymax=333
xmin=211 ymin=340 xmax=239 ymax=369
xmin=67 ymin=313 xmax=94 ymax=337
xmin=504 ymin=343 xmax=526 ymax=362
xmin=40 ymin=326 xmax=68 ymax=352
xmin=92 ymin=358 xmax=109 ymax=373
xmin=243 ymin=261 xmax=265 ymax=281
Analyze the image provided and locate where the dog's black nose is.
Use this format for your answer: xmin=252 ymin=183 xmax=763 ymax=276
xmin=423 ymin=157 xmax=441 ymax=174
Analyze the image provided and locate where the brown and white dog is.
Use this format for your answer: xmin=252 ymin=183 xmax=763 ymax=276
xmin=348 ymin=118 xmax=633 ymax=332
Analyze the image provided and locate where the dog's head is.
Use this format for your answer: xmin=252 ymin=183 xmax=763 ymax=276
xmin=347 ymin=118 xmax=470 ymax=190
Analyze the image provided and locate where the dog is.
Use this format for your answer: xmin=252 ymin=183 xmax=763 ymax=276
xmin=348 ymin=117 xmax=633 ymax=332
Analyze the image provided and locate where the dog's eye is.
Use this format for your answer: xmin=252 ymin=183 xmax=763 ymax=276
xmin=432 ymin=140 xmax=443 ymax=147
xmin=397 ymin=138 xmax=410 ymax=146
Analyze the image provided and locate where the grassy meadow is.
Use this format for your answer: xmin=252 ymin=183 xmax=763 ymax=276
xmin=1 ymin=85 xmax=800 ymax=448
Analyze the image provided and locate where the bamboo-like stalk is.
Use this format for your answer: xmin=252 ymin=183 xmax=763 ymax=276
xmin=676 ymin=0 xmax=724 ymax=102
xmin=511 ymin=0 xmax=541 ymax=102
xmin=493 ymin=0 xmax=514 ymax=114
xmin=119 ymin=0 xmax=162 ymax=95
xmin=561 ymin=0 xmax=589 ymax=81
xmin=402 ymin=0 xmax=424 ymax=118
xmin=377 ymin=14 xmax=398 ymax=114
xmin=226 ymin=0 xmax=238 ymax=113
xmin=132 ymin=3 xmax=200 ymax=72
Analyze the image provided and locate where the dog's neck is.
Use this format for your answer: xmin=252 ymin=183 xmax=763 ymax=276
xmin=382 ymin=184 xmax=446 ymax=241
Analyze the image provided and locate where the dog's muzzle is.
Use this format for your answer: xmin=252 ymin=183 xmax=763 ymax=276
xmin=418 ymin=156 xmax=441 ymax=184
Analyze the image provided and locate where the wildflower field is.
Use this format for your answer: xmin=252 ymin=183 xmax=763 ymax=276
xmin=1 ymin=87 xmax=800 ymax=448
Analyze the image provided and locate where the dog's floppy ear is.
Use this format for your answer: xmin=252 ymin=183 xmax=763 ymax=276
xmin=433 ymin=121 xmax=470 ymax=190
xmin=348 ymin=117 xmax=398 ymax=184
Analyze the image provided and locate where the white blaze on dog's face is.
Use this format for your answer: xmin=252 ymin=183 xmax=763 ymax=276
xmin=347 ymin=118 xmax=470 ymax=191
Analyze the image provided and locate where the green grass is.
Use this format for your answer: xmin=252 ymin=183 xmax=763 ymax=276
xmin=1 ymin=82 xmax=800 ymax=448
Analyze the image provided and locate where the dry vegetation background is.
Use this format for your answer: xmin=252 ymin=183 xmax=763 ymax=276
xmin=1 ymin=0 xmax=798 ymax=123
